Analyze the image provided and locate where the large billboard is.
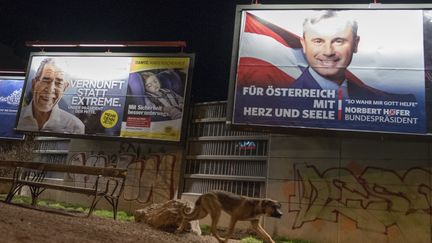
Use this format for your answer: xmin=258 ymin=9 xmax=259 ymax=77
xmin=0 ymin=76 xmax=24 ymax=140
xmin=229 ymin=5 xmax=432 ymax=135
xmin=16 ymin=53 xmax=194 ymax=142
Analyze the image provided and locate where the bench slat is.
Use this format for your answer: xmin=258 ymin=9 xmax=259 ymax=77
xmin=0 ymin=177 xmax=13 ymax=182
xmin=17 ymin=180 xmax=102 ymax=195
xmin=0 ymin=160 xmax=127 ymax=178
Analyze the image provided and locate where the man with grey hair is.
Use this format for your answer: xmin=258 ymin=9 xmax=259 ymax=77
xmin=291 ymin=10 xmax=415 ymax=101
xmin=17 ymin=58 xmax=85 ymax=134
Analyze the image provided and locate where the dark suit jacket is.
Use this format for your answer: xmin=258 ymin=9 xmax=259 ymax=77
xmin=290 ymin=68 xmax=416 ymax=102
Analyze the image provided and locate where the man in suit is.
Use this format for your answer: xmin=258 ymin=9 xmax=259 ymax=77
xmin=292 ymin=10 xmax=415 ymax=101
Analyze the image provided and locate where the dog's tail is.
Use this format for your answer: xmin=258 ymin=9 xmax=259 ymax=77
xmin=181 ymin=197 xmax=202 ymax=220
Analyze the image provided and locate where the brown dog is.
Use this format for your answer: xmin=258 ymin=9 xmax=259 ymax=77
xmin=177 ymin=190 xmax=282 ymax=243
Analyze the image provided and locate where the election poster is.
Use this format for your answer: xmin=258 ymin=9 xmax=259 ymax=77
xmin=0 ymin=77 xmax=24 ymax=140
xmin=121 ymin=57 xmax=190 ymax=141
xmin=230 ymin=8 xmax=429 ymax=134
xmin=16 ymin=53 xmax=193 ymax=142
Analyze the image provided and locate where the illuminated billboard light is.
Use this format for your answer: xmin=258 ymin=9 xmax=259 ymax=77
xmin=78 ymin=44 xmax=126 ymax=47
xmin=26 ymin=41 xmax=187 ymax=48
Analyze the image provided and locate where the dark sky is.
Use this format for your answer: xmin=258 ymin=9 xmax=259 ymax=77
xmin=0 ymin=0 xmax=431 ymax=102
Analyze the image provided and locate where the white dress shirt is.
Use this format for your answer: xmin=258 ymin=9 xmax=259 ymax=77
xmin=309 ymin=68 xmax=349 ymax=99
xmin=17 ymin=103 xmax=85 ymax=134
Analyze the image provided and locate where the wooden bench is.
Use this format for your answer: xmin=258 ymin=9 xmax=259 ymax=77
xmin=0 ymin=160 xmax=127 ymax=219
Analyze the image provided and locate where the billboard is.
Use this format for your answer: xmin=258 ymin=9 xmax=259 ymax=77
xmin=229 ymin=5 xmax=432 ymax=135
xmin=16 ymin=53 xmax=194 ymax=142
xmin=0 ymin=76 xmax=24 ymax=140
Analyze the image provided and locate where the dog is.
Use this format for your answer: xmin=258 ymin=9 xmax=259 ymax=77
xmin=176 ymin=190 xmax=283 ymax=243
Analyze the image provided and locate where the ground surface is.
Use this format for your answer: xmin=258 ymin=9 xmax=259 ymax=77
xmin=0 ymin=202 xmax=240 ymax=243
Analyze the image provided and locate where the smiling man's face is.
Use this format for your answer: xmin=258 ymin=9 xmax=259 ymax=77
xmin=301 ymin=17 xmax=360 ymax=84
xmin=32 ymin=63 xmax=67 ymax=113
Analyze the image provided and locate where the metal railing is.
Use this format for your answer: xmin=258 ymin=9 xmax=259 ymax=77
xmin=181 ymin=101 xmax=268 ymax=198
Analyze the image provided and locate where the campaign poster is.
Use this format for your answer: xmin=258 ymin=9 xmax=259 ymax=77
xmin=16 ymin=56 xmax=130 ymax=136
xmin=232 ymin=9 xmax=427 ymax=134
xmin=15 ymin=54 xmax=193 ymax=142
xmin=121 ymin=57 xmax=190 ymax=141
xmin=0 ymin=77 xmax=24 ymax=139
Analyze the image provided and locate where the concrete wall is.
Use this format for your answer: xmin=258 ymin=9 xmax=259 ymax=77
xmin=266 ymin=134 xmax=431 ymax=243
xmin=37 ymin=139 xmax=184 ymax=214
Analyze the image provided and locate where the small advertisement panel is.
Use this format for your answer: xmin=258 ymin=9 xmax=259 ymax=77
xmin=16 ymin=53 xmax=193 ymax=142
xmin=230 ymin=6 xmax=432 ymax=135
xmin=0 ymin=77 xmax=24 ymax=140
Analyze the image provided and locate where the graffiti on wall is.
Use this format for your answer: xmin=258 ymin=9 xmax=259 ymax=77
xmin=68 ymin=142 xmax=178 ymax=203
xmin=290 ymin=163 xmax=431 ymax=238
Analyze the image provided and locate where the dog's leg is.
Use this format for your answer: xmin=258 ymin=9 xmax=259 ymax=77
xmin=223 ymin=217 xmax=238 ymax=243
xmin=176 ymin=217 xmax=191 ymax=233
xmin=196 ymin=196 xmax=226 ymax=243
xmin=176 ymin=208 xmax=192 ymax=233
xmin=208 ymin=208 xmax=224 ymax=243
xmin=250 ymin=220 xmax=275 ymax=243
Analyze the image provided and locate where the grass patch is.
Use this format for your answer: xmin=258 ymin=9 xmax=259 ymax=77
xmin=200 ymin=224 xmax=211 ymax=235
xmin=0 ymin=194 xmax=134 ymax=221
xmin=8 ymin=195 xmax=32 ymax=205
xmin=274 ymin=236 xmax=313 ymax=243
xmin=241 ymin=236 xmax=263 ymax=243
xmin=239 ymin=236 xmax=312 ymax=243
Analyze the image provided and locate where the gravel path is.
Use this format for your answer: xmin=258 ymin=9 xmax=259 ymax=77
xmin=0 ymin=202 xmax=238 ymax=243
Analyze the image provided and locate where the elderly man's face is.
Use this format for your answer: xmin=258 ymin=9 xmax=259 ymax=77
xmin=32 ymin=63 xmax=67 ymax=113
xmin=144 ymin=75 xmax=161 ymax=94
xmin=301 ymin=18 xmax=360 ymax=83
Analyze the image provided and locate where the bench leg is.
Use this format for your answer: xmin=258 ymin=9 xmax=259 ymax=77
xmin=29 ymin=186 xmax=45 ymax=206
xmin=5 ymin=184 xmax=23 ymax=203
xmin=5 ymin=167 xmax=22 ymax=203
xmin=104 ymin=196 xmax=119 ymax=220
xmin=87 ymin=195 xmax=103 ymax=217
xmin=113 ymin=199 xmax=118 ymax=220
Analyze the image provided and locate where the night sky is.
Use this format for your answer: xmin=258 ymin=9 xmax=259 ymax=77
xmin=0 ymin=0 xmax=431 ymax=102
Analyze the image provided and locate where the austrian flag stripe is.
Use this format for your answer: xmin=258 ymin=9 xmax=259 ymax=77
xmin=237 ymin=12 xmax=307 ymax=87
xmin=338 ymin=88 xmax=343 ymax=120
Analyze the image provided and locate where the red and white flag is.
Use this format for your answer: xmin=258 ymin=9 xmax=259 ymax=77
xmin=236 ymin=12 xmax=369 ymax=90
xmin=236 ymin=12 xmax=307 ymax=87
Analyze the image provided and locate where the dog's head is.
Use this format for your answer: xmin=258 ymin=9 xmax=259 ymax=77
xmin=263 ymin=199 xmax=283 ymax=218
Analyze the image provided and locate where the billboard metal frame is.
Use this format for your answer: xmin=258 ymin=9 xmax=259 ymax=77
xmin=15 ymin=52 xmax=195 ymax=145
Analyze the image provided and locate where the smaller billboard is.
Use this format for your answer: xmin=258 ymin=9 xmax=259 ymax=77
xmin=0 ymin=76 xmax=25 ymax=140
xmin=16 ymin=53 xmax=194 ymax=142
